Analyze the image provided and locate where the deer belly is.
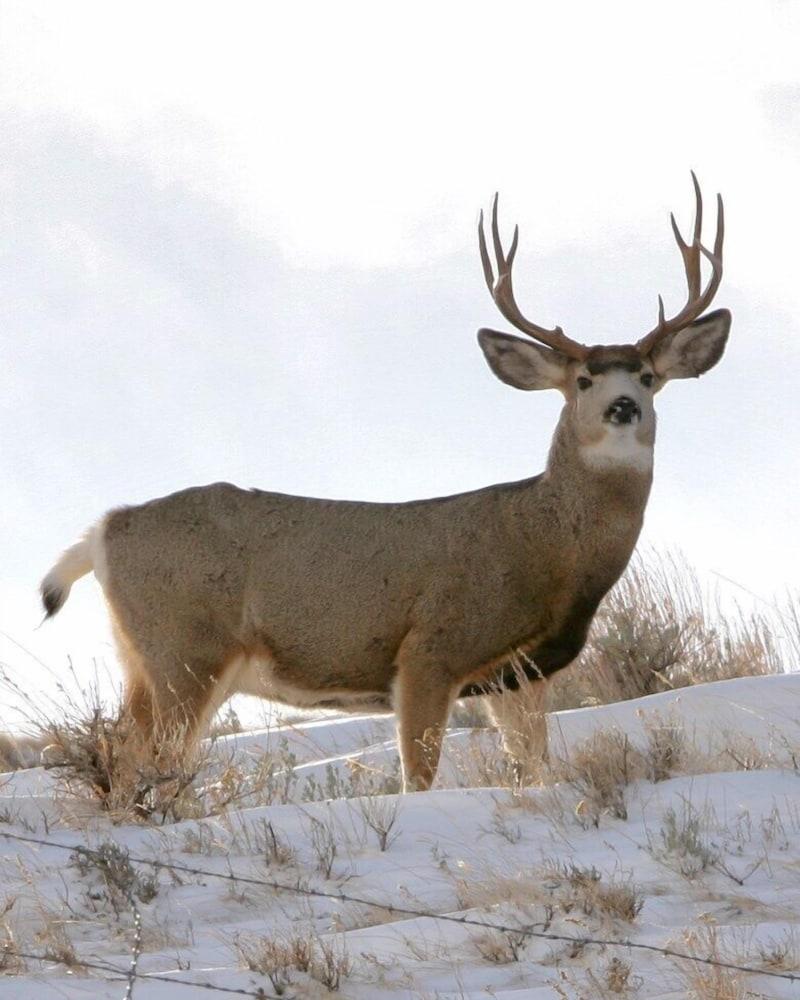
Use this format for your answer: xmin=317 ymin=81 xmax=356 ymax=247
xmin=232 ymin=653 xmax=392 ymax=711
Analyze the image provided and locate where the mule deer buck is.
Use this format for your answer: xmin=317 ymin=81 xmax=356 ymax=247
xmin=41 ymin=175 xmax=729 ymax=791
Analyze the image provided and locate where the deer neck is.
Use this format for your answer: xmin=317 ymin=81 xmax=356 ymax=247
xmin=503 ymin=408 xmax=653 ymax=587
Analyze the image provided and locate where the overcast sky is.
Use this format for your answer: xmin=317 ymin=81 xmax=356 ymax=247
xmin=2 ymin=1 xmax=799 ymax=719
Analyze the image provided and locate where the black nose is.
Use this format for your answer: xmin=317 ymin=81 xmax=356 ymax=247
xmin=604 ymin=395 xmax=642 ymax=424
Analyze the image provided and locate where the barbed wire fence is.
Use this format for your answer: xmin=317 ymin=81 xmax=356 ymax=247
xmin=1 ymin=828 xmax=799 ymax=998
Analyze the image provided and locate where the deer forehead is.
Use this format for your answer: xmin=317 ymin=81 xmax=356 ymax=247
xmin=582 ymin=347 xmax=644 ymax=375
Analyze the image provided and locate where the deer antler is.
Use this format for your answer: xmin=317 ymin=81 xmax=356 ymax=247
xmin=479 ymin=193 xmax=589 ymax=360
xmin=637 ymin=172 xmax=724 ymax=355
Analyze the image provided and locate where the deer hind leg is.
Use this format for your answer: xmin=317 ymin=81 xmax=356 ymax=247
xmin=111 ymin=614 xmax=237 ymax=751
xmin=111 ymin=615 xmax=156 ymax=744
xmin=140 ymin=653 xmax=242 ymax=751
xmin=393 ymin=657 xmax=455 ymax=793
xmin=484 ymin=675 xmax=549 ymax=786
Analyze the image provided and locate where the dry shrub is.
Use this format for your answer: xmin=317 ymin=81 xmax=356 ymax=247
xmin=355 ymin=794 xmax=400 ymax=851
xmin=454 ymin=866 xmax=541 ymax=911
xmin=648 ymin=801 xmax=719 ymax=879
xmin=204 ymin=740 xmax=299 ymax=811
xmin=472 ymin=927 xmax=528 ymax=964
xmin=538 ymin=859 xmax=643 ymax=922
xmin=71 ymin=841 xmax=159 ymax=915
xmin=234 ymin=931 xmax=351 ymax=995
xmin=549 ymin=729 xmax=646 ymax=824
xmin=444 ymin=728 xmax=518 ymax=790
xmin=37 ymin=706 xmax=207 ymax=823
xmin=640 ymin=713 xmax=688 ymax=782
xmin=254 ymin=819 xmax=297 ymax=867
xmin=755 ymin=929 xmax=800 ymax=972
xmin=600 ymin=956 xmax=637 ymax=993
xmin=546 ymin=551 xmax=787 ymax=713
xmin=582 ymin=956 xmax=642 ymax=996
xmin=235 ymin=931 xmax=313 ymax=994
xmin=23 ymin=675 xmax=305 ymax=822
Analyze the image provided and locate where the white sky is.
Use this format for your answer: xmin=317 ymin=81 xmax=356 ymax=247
xmin=1 ymin=1 xmax=799 ymax=718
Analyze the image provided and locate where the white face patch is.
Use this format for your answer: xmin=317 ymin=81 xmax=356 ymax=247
xmin=579 ymin=425 xmax=654 ymax=472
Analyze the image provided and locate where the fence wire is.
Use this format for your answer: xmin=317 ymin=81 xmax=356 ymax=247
xmin=1 ymin=827 xmax=798 ymax=998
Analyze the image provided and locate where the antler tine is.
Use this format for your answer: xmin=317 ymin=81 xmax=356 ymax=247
xmin=478 ymin=194 xmax=589 ymax=360
xmin=669 ymin=170 xmax=704 ymax=300
xmin=637 ymin=175 xmax=725 ymax=355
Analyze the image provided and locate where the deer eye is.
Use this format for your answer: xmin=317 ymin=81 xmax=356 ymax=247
xmin=577 ymin=376 xmax=592 ymax=391
xmin=640 ymin=372 xmax=654 ymax=387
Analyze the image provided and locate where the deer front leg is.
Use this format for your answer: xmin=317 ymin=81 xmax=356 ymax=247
xmin=392 ymin=658 xmax=455 ymax=792
xmin=484 ymin=676 xmax=549 ymax=786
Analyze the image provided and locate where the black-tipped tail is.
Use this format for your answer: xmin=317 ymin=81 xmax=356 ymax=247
xmin=41 ymin=583 xmax=66 ymax=619
xmin=40 ymin=534 xmax=95 ymax=620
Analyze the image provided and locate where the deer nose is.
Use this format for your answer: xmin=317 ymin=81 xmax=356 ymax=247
xmin=605 ymin=395 xmax=642 ymax=425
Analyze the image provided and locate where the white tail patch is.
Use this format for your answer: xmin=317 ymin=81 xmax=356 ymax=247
xmin=40 ymin=521 xmax=106 ymax=617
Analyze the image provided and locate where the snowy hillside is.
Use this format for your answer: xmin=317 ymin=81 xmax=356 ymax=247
xmin=1 ymin=674 xmax=799 ymax=998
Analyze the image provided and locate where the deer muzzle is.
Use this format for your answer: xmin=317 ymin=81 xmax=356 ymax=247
xmin=604 ymin=396 xmax=641 ymax=425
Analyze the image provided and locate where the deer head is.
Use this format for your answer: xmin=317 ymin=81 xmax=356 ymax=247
xmin=477 ymin=175 xmax=731 ymax=470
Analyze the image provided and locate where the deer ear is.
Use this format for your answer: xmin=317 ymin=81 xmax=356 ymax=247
xmin=477 ymin=329 xmax=568 ymax=391
xmin=650 ymin=308 xmax=731 ymax=382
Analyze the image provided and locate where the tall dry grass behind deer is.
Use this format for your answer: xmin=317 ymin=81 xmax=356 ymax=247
xmin=41 ymin=176 xmax=730 ymax=791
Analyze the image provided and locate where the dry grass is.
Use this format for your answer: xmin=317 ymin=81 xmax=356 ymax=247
xmin=675 ymin=925 xmax=750 ymax=1000
xmin=70 ymin=841 xmax=159 ymax=914
xmin=572 ymin=957 xmax=642 ymax=997
xmin=456 ymin=857 xmax=643 ymax=928
xmin=0 ymin=897 xmax=24 ymax=976
xmin=0 ymin=733 xmax=44 ymax=773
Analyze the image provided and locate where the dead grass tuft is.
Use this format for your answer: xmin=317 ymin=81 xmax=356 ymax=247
xmin=32 ymin=906 xmax=81 ymax=972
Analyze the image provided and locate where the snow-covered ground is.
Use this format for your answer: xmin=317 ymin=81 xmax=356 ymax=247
xmin=1 ymin=674 xmax=799 ymax=998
